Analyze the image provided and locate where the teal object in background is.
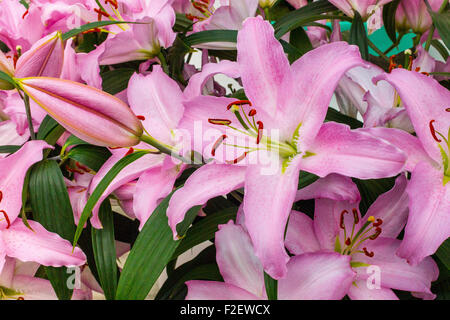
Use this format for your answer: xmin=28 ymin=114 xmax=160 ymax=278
xmin=337 ymin=21 xmax=414 ymax=56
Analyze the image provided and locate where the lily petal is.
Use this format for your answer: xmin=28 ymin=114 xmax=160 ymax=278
xmin=167 ymin=164 xmax=246 ymax=238
xmin=398 ymin=161 xmax=450 ymax=265
xmin=348 ymin=281 xmax=398 ymax=300
xmin=278 ymin=252 xmax=355 ymax=300
xmin=285 ymin=210 xmax=321 ymax=255
xmin=299 ymin=122 xmax=406 ymax=179
xmin=186 ymin=280 xmax=261 ymax=300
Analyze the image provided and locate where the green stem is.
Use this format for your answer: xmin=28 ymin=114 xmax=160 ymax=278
xmin=368 ymin=39 xmax=389 ymax=61
xmin=264 ymin=7 xmax=271 ymax=22
xmin=140 ymin=134 xmax=190 ymax=164
xmin=383 ymin=33 xmax=404 ymax=55
xmin=157 ymin=51 xmax=169 ymax=74
xmin=19 ymin=91 xmax=36 ymax=140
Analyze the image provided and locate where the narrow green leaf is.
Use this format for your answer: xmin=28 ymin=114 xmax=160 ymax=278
xmin=29 ymin=160 xmax=77 ymax=300
xmin=325 ymin=108 xmax=363 ymax=129
xmin=171 ymin=207 xmax=237 ymax=261
xmin=116 ymin=193 xmax=199 ymax=300
xmin=67 ymin=145 xmax=112 ymax=172
xmin=382 ymin=0 xmax=401 ymax=44
xmin=298 ymin=171 xmax=319 ymax=190
xmin=156 ymin=245 xmax=219 ymax=300
xmin=431 ymin=39 xmax=449 ymax=60
xmin=436 ymin=239 xmax=450 ymax=270
xmin=101 ymin=68 xmax=135 ymax=95
xmin=288 ymin=27 xmax=313 ymax=62
xmin=0 ymin=70 xmax=16 ymax=89
xmin=61 ymin=21 xmax=140 ymax=41
xmin=349 ymin=11 xmax=369 ymax=60
xmin=264 ymin=272 xmax=278 ymax=300
xmin=72 ymin=151 xmax=149 ymax=248
xmin=91 ymin=200 xmax=118 ymax=300
xmin=184 ymin=30 xmax=237 ymax=46
xmin=36 ymin=115 xmax=59 ymax=140
xmin=0 ymin=145 xmax=21 ymax=154
xmin=273 ymin=0 xmax=337 ymax=38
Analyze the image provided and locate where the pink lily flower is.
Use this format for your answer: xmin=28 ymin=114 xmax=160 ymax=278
xmin=167 ymin=17 xmax=407 ymax=279
xmin=0 ymin=141 xmax=86 ymax=273
xmin=396 ymin=0 xmax=445 ymax=34
xmin=285 ymin=175 xmax=439 ymax=299
xmin=16 ymin=77 xmax=144 ymax=148
xmin=186 ymin=220 xmax=356 ymax=300
xmin=86 ymin=66 xmax=188 ymax=229
xmin=0 ymin=257 xmax=91 ymax=300
xmin=366 ymin=69 xmax=450 ymax=265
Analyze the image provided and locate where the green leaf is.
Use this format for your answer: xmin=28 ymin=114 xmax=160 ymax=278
xmin=67 ymin=145 xmax=112 ymax=172
xmin=382 ymin=0 xmax=401 ymax=44
xmin=288 ymin=27 xmax=313 ymax=62
xmin=0 ymin=145 xmax=21 ymax=154
xmin=61 ymin=21 xmax=140 ymax=41
xmin=156 ymin=245 xmax=220 ymax=300
xmin=273 ymin=0 xmax=337 ymax=39
xmin=101 ymin=68 xmax=135 ymax=95
xmin=72 ymin=151 xmax=150 ymax=248
xmin=0 ymin=70 xmax=16 ymax=89
xmin=36 ymin=115 xmax=59 ymax=140
xmin=349 ymin=11 xmax=369 ymax=61
xmin=353 ymin=177 xmax=396 ymax=215
xmin=91 ymin=200 xmax=118 ymax=300
xmin=171 ymin=207 xmax=238 ymax=261
xmin=431 ymin=39 xmax=449 ymax=60
xmin=184 ymin=30 xmax=237 ymax=47
xmin=29 ymin=160 xmax=77 ymax=300
xmin=436 ymin=239 xmax=450 ymax=270
xmin=429 ymin=9 xmax=450 ymax=50
xmin=325 ymin=108 xmax=363 ymax=129
xmin=115 ymin=192 xmax=199 ymax=300
xmin=264 ymin=272 xmax=278 ymax=300
xmin=174 ymin=13 xmax=193 ymax=33
xmin=298 ymin=171 xmax=319 ymax=190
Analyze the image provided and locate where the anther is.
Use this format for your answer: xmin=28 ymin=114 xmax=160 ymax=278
xmin=226 ymin=152 xmax=248 ymax=164
xmin=17 ymin=297 xmax=24 ymax=300
xmin=248 ymin=109 xmax=257 ymax=117
xmin=0 ymin=190 xmax=2 ymax=203
xmin=94 ymin=8 xmax=110 ymax=20
xmin=75 ymin=162 xmax=91 ymax=173
xmin=22 ymin=9 xmax=29 ymax=19
xmin=352 ymin=208 xmax=359 ymax=224
xmin=345 ymin=238 xmax=351 ymax=246
xmin=208 ymin=119 xmax=232 ymax=126
xmin=211 ymin=135 xmax=227 ymax=156
xmin=105 ymin=0 xmax=118 ymax=9
xmin=372 ymin=218 xmax=383 ymax=227
xmin=226 ymin=100 xmax=252 ymax=110
xmin=65 ymin=165 xmax=85 ymax=175
xmin=339 ymin=210 xmax=348 ymax=229
xmin=137 ymin=115 xmax=146 ymax=120
xmin=363 ymin=247 xmax=374 ymax=257
xmin=369 ymin=227 xmax=382 ymax=240
xmin=429 ymin=120 xmax=442 ymax=142
xmin=415 ymin=67 xmax=421 ymax=72
xmin=256 ymin=121 xmax=264 ymax=144
xmin=446 ymin=108 xmax=450 ymax=112
xmin=421 ymin=72 xmax=430 ymax=76
xmin=0 ymin=210 xmax=11 ymax=229
xmin=124 ymin=147 xmax=134 ymax=157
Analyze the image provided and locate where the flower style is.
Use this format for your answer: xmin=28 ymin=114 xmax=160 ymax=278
xmin=167 ymin=16 xmax=407 ymax=279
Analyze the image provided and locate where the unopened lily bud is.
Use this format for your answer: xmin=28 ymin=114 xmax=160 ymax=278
xmin=259 ymin=0 xmax=277 ymax=9
xmin=329 ymin=0 xmax=391 ymax=20
xmin=396 ymin=0 xmax=445 ymax=34
xmin=17 ymin=77 xmax=143 ymax=147
xmin=0 ymin=51 xmax=15 ymax=90
xmin=15 ymin=32 xmax=64 ymax=78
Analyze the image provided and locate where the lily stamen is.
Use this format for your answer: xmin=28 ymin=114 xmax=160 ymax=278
xmin=429 ymin=120 xmax=442 ymax=142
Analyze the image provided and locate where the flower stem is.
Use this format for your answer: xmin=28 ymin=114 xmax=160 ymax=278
xmin=368 ymin=39 xmax=389 ymax=62
xmin=19 ymin=91 xmax=36 ymax=140
xmin=157 ymin=51 xmax=169 ymax=74
xmin=140 ymin=134 xmax=191 ymax=164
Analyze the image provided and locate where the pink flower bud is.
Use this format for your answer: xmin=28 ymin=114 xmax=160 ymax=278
xmin=396 ymin=0 xmax=445 ymax=34
xmin=17 ymin=77 xmax=144 ymax=147
xmin=15 ymin=32 xmax=64 ymax=78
